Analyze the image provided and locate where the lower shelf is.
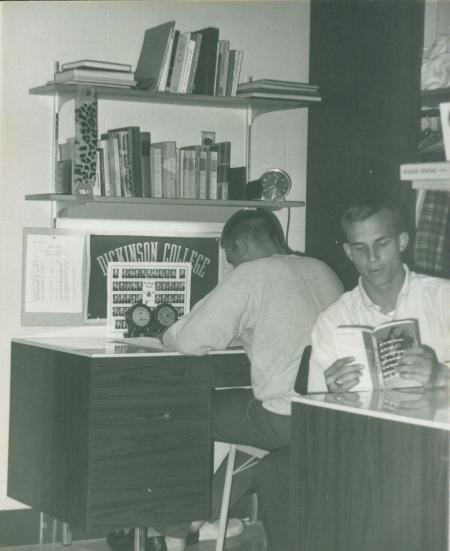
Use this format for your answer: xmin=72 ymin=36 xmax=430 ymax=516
xmin=25 ymin=194 xmax=304 ymax=222
xmin=25 ymin=194 xmax=304 ymax=209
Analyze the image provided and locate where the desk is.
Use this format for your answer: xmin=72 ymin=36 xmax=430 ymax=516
xmin=291 ymin=389 xmax=450 ymax=551
xmin=8 ymin=337 xmax=250 ymax=535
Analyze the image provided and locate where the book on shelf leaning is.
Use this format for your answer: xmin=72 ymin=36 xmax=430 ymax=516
xmin=190 ymin=27 xmax=219 ymax=95
xmin=333 ymin=318 xmax=422 ymax=392
xmin=135 ymin=21 xmax=176 ymax=91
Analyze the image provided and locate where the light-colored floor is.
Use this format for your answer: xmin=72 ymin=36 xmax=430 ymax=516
xmin=0 ymin=522 xmax=267 ymax=551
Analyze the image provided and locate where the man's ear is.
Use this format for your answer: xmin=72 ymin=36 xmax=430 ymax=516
xmin=398 ymin=232 xmax=409 ymax=252
xmin=343 ymin=242 xmax=353 ymax=262
xmin=236 ymin=237 xmax=248 ymax=256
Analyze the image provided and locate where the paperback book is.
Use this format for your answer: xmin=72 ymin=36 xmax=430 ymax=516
xmin=333 ymin=318 xmax=422 ymax=391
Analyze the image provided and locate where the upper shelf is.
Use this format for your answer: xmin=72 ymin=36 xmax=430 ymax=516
xmin=29 ymin=82 xmax=321 ymax=116
xmin=26 ymin=194 xmax=304 ymax=222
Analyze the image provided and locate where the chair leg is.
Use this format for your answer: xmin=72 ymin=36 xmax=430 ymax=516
xmin=215 ymin=444 xmax=236 ymax=551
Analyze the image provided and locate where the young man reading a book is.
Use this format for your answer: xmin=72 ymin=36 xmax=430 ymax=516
xmin=243 ymin=193 xmax=450 ymax=551
xmin=106 ymin=208 xmax=343 ymax=551
xmin=308 ymin=192 xmax=450 ymax=393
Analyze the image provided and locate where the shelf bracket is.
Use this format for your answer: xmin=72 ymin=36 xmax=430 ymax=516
xmin=245 ymin=104 xmax=291 ymax=181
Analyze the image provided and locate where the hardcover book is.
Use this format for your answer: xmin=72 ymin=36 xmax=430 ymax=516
xmin=207 ymin=150 xmax=218 ymax=199
xmin=150 ymin=146 xmax=163 ymax=198
xmin=180 ymin=145 xmax=206 ymax=198
xmin=333 ymin=318 xmax=422 ymax=392
xmin=169 ymin=32 xmax=190 ymax=93
xmin=140 ymin=131 xmax=152 ymax=198
xmin=186 ymin=34 xmax=203 ymax=94
xmin=190 ymin=27 xmax=219 ymax=95
xmin=237 ymin=79 xmax=319 ymax=93
xmin=55 ymin=68 xmax=136 ymax=84
xmin=179 ymin=37 xmax=196 ymax=94
xmin=166 ymin=30 xmax=180 ymax=91
xmin=215 ymin=40 xmax=230 ymax=96
xmin=209 ymin=141 xmax=231 ymax=199
xmin=107 ymin=126 xmax=143 ymax=197
xmin=151 ymin=142 xmax=176 ymax=198
xmin=61 ymin=59 xmax=132 ymax=72
xmin=135 ymin=21 xmax=176 ymax=91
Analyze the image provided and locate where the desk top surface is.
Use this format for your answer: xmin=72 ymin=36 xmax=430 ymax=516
xmin=12 ymin=336 xmax=245 ymax=358
xmin=293 ymin=389 xmax=450 ymax=431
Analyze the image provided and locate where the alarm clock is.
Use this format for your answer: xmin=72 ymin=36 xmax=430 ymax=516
xmin=124 ymin=302 xmax=178 ymax=338
xmin=246 ymin=169 xmax=292 ymax=201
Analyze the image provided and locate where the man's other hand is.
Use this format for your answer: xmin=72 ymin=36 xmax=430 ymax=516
xmin=325 ymin=357 xmax=363 ymax=393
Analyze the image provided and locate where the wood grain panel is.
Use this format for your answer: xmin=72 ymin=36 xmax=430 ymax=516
xmin=87 ymin=358 xmax=212 ymax=532
xmin=8 ymin=343 xmax=91 ymax=528
xmin=291 ymin=403 xmax=449 ymax=551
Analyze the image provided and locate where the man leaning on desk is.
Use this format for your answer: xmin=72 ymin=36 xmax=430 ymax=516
xmin=250 ymin=191 xmax=450 ymax=551
xmin=107 ymin=207 xmax=344 ymax=551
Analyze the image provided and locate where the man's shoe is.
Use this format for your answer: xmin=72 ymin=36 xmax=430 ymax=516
xmin=199 ymin=519 xmax=244 ymax=541
xmin=145 ymin=535 xmax=167 ymax=551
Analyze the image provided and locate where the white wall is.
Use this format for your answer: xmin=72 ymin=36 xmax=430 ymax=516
xmin=0 ymin=0 xmax=311 ymax=510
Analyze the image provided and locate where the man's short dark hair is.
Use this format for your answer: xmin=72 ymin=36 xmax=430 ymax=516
xmin=220 ymin=208 xmax=287 ymax=250
xmin=340 ymin=192 xmax=406 ymax=241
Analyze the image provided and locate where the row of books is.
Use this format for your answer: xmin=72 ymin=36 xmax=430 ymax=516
xmin=54 ymin=59 xmax=136 ymax=88
xmin=57 ymin=127 xmax=231 ymax=200
xmin=135 ymin=21 xmax=243 ymax=96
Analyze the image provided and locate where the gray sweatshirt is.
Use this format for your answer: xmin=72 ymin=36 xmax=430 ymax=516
xmin=163 ymin=254 xmax=343 ymax=414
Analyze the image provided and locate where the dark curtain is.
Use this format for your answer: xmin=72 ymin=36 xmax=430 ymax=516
xmin=306 ymin=0 xmax=425 ymax=289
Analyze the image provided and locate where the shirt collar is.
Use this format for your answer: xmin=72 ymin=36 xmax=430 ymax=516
xmin=357 ymin=263 xmax=411 ymax=314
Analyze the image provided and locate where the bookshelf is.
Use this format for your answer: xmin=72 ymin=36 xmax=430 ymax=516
xmin=29 ymin=80 xmax=318 ymax=224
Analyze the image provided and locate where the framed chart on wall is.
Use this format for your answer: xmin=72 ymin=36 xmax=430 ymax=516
xmin=86 ymin=233 xmax=221 ymax=321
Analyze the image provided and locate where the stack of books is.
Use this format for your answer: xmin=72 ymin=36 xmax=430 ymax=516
xmin=400 ymin=161 xmax=450 ymax=191
xmin=236 ymin=79 xmax=320 ymax=101
xmin=135 ymin=21 xmax=243 ymax=96
xmin=54 ymin=59 xmax=136 ymax=88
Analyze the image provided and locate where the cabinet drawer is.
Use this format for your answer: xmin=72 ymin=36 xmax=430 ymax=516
xmin=87 ymin=359 xmax=212 ymax=531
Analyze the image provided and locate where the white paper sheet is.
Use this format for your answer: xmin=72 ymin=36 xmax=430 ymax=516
xmin=24 ymin=233 xmax=84 ymax=313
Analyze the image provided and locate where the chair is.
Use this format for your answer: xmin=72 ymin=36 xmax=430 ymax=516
xmin=215 ymin=345 xmax=312 ymax=551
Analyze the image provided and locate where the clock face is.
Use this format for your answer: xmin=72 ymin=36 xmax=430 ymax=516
xmin=260 ymin=169 xmax=291 ymax=201
xmin=131 ymin=305 xmax=152 ymax=327
xmin=155 ymin=303 xmax=178 ymax=327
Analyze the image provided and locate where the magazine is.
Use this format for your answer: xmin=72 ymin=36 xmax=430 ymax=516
xmin=333 ymin=318 xmax=421 ymax=391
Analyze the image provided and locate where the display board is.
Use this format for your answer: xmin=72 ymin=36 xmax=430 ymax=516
xmin=87 ymin=234 xmax=220 ymax=321
xmin=106 ymin=261 xmax=192 ymax=333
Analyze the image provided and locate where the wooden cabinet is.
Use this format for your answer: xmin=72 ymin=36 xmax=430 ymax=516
xmin=290 ymin=394 xmax=449 ymax=551
xmin=8 ymin=340 xmax=250 ymax=534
